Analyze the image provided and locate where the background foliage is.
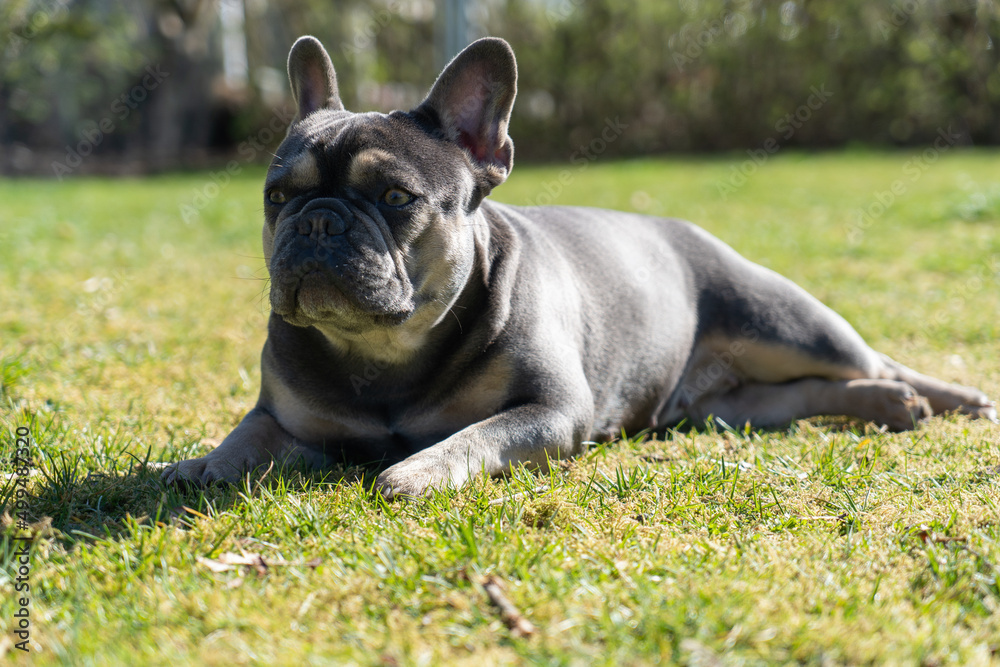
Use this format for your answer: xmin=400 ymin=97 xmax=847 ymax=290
xmin=1 ymin=0 xmax=998 ymax=174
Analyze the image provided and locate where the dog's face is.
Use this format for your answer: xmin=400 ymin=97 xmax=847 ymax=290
xmin=263 ymin=37 xmax=517 ymax=360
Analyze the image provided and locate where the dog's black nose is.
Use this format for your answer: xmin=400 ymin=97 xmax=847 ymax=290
xmin=297 ymin=209 xmax=346 ymax=237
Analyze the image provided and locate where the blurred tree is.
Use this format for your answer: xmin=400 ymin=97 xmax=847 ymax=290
xmin=494 ymin=0 xmax=1000 ymax=160
xmin=0 ymin=0 xmax=997 ymax=175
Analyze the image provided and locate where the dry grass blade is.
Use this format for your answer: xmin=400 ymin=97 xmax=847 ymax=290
xmin=197 ymin=550 xmax=321 ymax=576
xmin=487 ymin=485 xmax=549 ymax=507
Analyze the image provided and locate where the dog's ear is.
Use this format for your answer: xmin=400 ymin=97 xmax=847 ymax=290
xmin=287 ymin=36 xmax=344 ymax=122
xmin=415 ymin=37 xmax=517 ymax=189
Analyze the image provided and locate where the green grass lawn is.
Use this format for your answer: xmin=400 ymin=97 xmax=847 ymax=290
xmin=1 ymin=151 xmax=999 ymax=665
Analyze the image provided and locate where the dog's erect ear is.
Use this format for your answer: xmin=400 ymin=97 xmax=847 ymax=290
xmin=287 ymin=36 xmax=344 ymax=122
xmin=415 ymin=37 xmax=517 ymax=189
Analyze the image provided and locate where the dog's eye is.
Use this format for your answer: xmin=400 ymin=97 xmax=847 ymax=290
xmin=382 ymin=188 xmax=413 ymax=207
xmin=266 ymin=189 xmax=287 ymax=205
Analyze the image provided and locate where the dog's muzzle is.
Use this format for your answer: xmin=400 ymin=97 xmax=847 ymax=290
xmin=269 ymin=196 xmax=414 ymax=325
xmin=295 ymin=198 xmax=352 ymax=238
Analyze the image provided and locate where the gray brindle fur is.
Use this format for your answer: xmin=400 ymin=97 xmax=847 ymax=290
xmin=163 ymin=36 xmax=996 ymax=497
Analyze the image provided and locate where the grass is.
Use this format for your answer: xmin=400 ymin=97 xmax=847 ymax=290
xmin=1 ymin=150 xmax=999 ymax=665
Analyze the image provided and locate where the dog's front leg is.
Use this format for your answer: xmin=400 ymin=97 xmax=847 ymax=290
xmin=162 ymin=406 xmax=318 ymax=486
xmin=375 ymin=405 xmax=591 ymax=499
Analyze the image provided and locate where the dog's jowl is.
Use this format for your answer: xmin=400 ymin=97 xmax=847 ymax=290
xmin=162 ymin=36 xmax=996 ymax=497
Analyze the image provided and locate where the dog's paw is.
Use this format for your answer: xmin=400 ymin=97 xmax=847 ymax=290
xmin=374 ymin=453 xmax=469 ymax=500
xmin=848 ymin=379 xmax=932 ymax=431
xmin=880 ymin=382 xmax=933 ymax=431
xmin=160 ymin=455 xmax=247 ymax=487
xmin=945 ymin=386 xmax=997 ymax=422
xmin=957 ymin=399 xmax=998 ymax=423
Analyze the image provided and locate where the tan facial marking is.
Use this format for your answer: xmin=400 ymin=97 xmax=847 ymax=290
xmin=288 ymin=151 xmax=320 ymax=188
xmin=347 ymin=148 xmax=396 ymax=187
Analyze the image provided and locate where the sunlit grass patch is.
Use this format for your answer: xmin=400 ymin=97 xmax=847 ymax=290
xmin=1 ymin=151 xmax=999 ymax=664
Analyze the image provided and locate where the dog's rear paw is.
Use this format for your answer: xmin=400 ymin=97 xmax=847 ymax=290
xmin=851 ymin=380 xmax=932 ymax=431
xmin=879 ymin=400 xmax=932 ymax=431
xmin=957 ymin=399 xmax=998 ymax=423
xmin=885 ymin=384 xmax=933 ymax=431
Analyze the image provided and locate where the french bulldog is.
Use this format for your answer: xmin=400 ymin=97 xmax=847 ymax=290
xmin=162 ymin=35 xmax=996 ymax=498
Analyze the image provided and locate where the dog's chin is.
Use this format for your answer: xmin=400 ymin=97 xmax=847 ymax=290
xmin=271 ymin=273 xmax=413 ymax=330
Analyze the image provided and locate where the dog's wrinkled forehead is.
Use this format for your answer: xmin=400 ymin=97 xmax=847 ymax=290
xmin=270 ymin=108 xmax=462 ymax=196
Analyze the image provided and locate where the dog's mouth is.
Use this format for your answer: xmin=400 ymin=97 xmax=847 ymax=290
xmin=270 ymin=268 xmax=414 ymax=329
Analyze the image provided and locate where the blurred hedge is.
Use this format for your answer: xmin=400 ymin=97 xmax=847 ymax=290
xmin=1 ymin=0 xmax=997 ymax=173
xmin=496 ymin=0 xmax=1000 ymax=160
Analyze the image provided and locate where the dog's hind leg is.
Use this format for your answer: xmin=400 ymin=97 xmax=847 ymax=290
xmin=678 ymin=241 xmax=996 ymax=427
xmin=687 ymin=377 xmax=934 ymax=432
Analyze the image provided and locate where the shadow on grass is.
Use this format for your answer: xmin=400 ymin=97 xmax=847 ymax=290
xmin=654 ymin=414 xmax=883 ymax=439
xmin=1 ymin=451 xmax=373 ymax=547
xmin=3 ymin=412 xmax=959 ymax=549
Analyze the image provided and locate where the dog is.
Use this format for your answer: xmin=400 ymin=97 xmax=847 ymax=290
xmin=162 ymin=35 xmax=996 ymax=497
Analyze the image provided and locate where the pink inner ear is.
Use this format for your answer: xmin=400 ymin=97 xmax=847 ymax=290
xmin=301 ymin=64 xmax=327 ymax=115
xmin=493 ymin=144 xmax=510 ymax=165
xmin=444 ymin=63 xmax=509 ymax=169
xmin=449 ymin=66 xmax=491 ymax=139
xmin=458 ymin=130 xmax=489 ymax=162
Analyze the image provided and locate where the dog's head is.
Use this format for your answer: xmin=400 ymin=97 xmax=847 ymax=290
xmin=263 ymin=36 xmax=516 ymax=360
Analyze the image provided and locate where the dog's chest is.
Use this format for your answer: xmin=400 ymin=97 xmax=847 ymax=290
xmin=268 ymin=354 xmax=513 ymax=448
xmin=396 ymin=360 xmax=511 ymax=436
